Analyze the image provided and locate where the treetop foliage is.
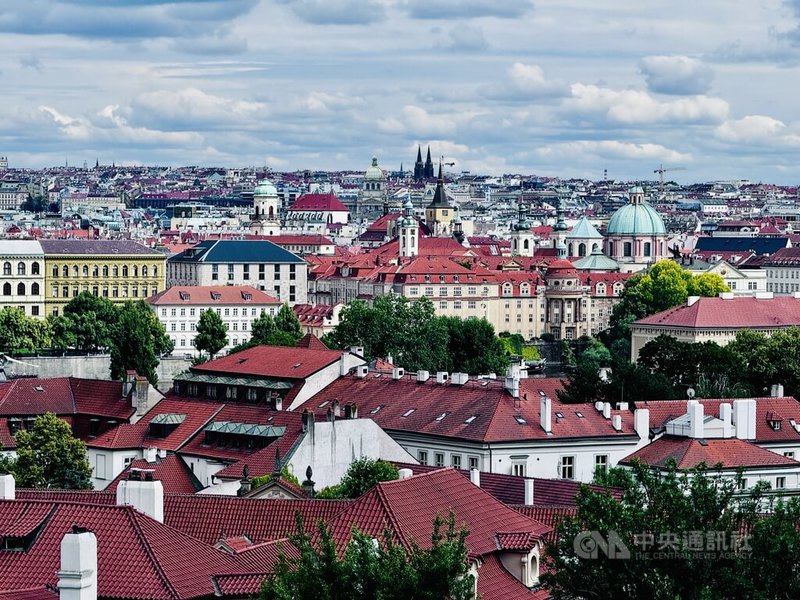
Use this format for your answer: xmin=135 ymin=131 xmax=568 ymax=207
xmin=316 ymin=457 xmax=399 ymax=499
xmin=227 ymin=303 xmax=304 ymax=354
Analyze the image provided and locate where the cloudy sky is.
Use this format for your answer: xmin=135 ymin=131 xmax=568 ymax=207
xmin=3 ymin=0 xmax=800 ymax=182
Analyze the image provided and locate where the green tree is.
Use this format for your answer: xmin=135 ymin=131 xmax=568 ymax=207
xmin=317 ymin=457 xmax=400 ymax=499
xmin=610 ymin=261 xmax=728 ymax=338
xmin=193 ymin=309 xmax=228 ymax=358
xmin=5 ymin=412 xmax=92 ymax=489
xmin=274 ymin=303 xmax=303 ymax=341
xmin=252 ymin=311 xmax=277 ymax=341
xmin=0 ymin=307 xmax=50 ymax=352
xmin=260 ymin=512 xmax=474 ymax=600
xmin=110 ymin=301 xmax=173 ymax=385
xmin=58 ymin=292 xmax=118 ymax=352
xmin=542 ymin=461 xmax=767 ymax=600
xmin=441 ymin=317 xmax=509 ymax=375
xmin=21 ymin=194 xmax=47 ymax=213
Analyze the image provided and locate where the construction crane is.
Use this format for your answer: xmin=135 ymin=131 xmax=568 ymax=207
xmin=654 ymin=164 xmax=686 ymax=197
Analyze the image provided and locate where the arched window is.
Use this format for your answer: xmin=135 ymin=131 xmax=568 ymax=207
xmin=142 ymin=266 xmax=148 ymax=277
xmin=72 ymin=265 xmax=78 ymax=277
xmin=122 ymin=266 xmax=128 ymax=277
xmin=578 ymin=243 xmax=586 ymax=257
xmin=132 ymin=266 xmax=138 ymax=277
xmin=2 ymin=283 xmax=10 ymax=296
xmin=113 ymin=266 xmax=119 ymax=277
xmin=31 ymin=283 xmax=39 ymax=295
xmin=153 ymin=266 xmax=158 ymax=277
xmin=83 ymin=265 xmax=89 ymax=277
xmin=62 ymin=265 xmax=69 ymax=278
xmin=17 ymin=283 xmax=24 ymax=296
xmin=103 ymin=266 xmax=109 ymax=277
xmin=31 ymin=262 xmax=40 ymax=275
xmin=523 ymin=239 xmax=530 ymax=251
xmin=568 ymin=243 xmax=574 ymax=256
xmin=644 ymin=242 xmax=652 ymax=257
xmin=2 ymin=262 xmax=10 ymax=276
xmin=17 ymin=262 xmax=25 ymax=276
xmin=592 ymin=243 xmax=599 ymax=253
xmin=93 ymin=265 xmax=98 ymax=277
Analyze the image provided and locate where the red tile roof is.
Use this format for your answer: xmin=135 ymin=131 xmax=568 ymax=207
xmin=148 ymin=285 xmax=280 ymax=306
xmin=0 ymin=378 xmax=133 ymax=421
xmin=191 ymin=344 xmax=343 ymax=380
xmin=639 ymin=397 xmax=800 ymax=444
xmin=298 ymin=375 xmax=635 ymax=443
xmin=294 ymin=333 xmax=329 ymax=350
xmin=634 ymin=296 xmax=800 ymax=329
xmin=328 ymin=469 xmax=550 ymax=557
xmin=288 ymin=193 xmax=347 ymax=212
xmin=620 ymin=435 xmax=800 ymax=469
xmin=477 ymin=554 xmax=549 ymax=600
xmin=105 ymin=455 xmax=201 ymax=495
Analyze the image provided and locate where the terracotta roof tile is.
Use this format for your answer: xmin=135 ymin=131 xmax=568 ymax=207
xmin=634 ymin=296 xmax=800 ymax=329
xmin=105 ymin=455 xmax=202 ymax=495
xmin=477 ymin=554 xmax=548 ymax=600
xmin=192 ymin=344 xmax=343 ymax=380
xmin=148 ymin=285 xmax=280 ymax=306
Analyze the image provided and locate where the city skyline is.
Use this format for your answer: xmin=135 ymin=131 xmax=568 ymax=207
xmin=3 ymin=1 xmax=800 ymax=182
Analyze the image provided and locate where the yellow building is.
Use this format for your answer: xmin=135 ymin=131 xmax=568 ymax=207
xmin=41 ymin=240 xmax=166 ymax=316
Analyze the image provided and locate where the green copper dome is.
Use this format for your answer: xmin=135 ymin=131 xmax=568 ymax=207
xmin=607 ymin=195 xmax=666 ymax=236
xmin=253 ymin=179 xmax=277 ymax=197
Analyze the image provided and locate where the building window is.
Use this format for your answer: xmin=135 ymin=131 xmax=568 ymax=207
xmin=418 ymin=450 xmax=428 ymax=465
xmin=1 ymin=283 xmax=9 ymax=296
xmin=227 ymin=264 xmax=234 ymax=281
xmin=3 ymin=262 xmax=11 ymax=276
xmin=142 ymin=266 xmax=148 ymax=277
xmin=103 ymin=266 xmax=109 ymax=277
xmin=434 ymin=452 xmax=445 ymax=467
xmin=31 ymin=306 xmax=39 ymax=316
xmin=784 ymin=451 xmax=795 ymax=460
xmin=63 ymin=265 xmax=69 ymax=278
xmin=468 ymin=456 xmax=479 ymax=470
xmin=289 ymin=285 xmax=296 ymax=303
xmin=595 ymin=454 xmax=609 ymax=475
xmin=776 ymin=476 xmax=786 ymax=489
xmin=212 ymin=264 xmax=219 ymax=281
xmin=451 ymin=454 xmax=462 ymax=469
xmin=17 ymin=283 xmax=25 ymax=296
xmin=560 ymin=456 xmax=575 ymax=480
xmin=31 ymin=262 xmax=39 ymax=275
xmin=17 ymin=262 xmax=25 ymax=276
xmin=259 ymin=264 xmax=265 ymax=280
xmin=289 ymin=264 xmax=296 ymax=281
xmin=112 ymin=266 xmax=118 ymax=277
xmin=643 ymin=242 xmax=651 ymax=257
xmin=623 ymin=242 xmax=632 ymax=257
xmin=243 ymin=264 xmax=250 ymax=280
xmin=512 ymin=461 xmax=526 ymax=477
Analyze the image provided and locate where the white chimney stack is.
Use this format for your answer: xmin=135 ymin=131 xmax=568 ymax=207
xmin=733 ymin=399 xmax=757 ymax=440
xmin=58 ymin=529 xmax=97 ymax=600
xmin=719 ymin=403 xmax=733 ymax=438
xmin=524 ymin=478 xmax=535 ymax=506
xmin=612 ymin=415 xmax=622 ymax=432
xmin=540 ymin=395 xmax=552 ymax=433
xmin=505 ymin=376 xmax=520 ymax=399
xmin=602 ymin=403 xmax=611 ymax=420
xmin=688 ymin=400 xmax=704 ymax=438
xmin=398 ymin=468 xmax=413 ymax=480
xmin=392 ymin=367 xmax=405 ymax=380
xmin=469 ymin=468 xmax=480 ymax=488
xmin=116 ymin=472 xmax=164 ymax=522
xmin=416 ymin=370 xmax=430 ymax=383
xmin=0 ymin=473 xmax=15 ymax=500
xmin=634 ymin=408 xmax=650 ymax=445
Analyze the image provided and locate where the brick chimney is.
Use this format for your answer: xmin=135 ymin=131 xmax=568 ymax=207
xmin=58 ymin=527 xmax=97 ymax=600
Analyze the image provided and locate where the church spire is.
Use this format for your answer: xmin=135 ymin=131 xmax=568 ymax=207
xmin=424 ymin=146 xmax=434 ymax=179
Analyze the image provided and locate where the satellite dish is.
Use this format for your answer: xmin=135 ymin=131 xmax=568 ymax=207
xmin=687 ymin=388 xmax=696 ymax=399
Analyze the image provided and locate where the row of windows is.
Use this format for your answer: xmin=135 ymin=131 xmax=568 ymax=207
xmin=417 ymin=450 xmax=480 ymax=470
xmin=160 ymin=306 xmax=277 ymax=318
xmin=2 ymin=261 xmax=40 ymax=276
xmin=51 ymin=264 xmax=158 ymax=278
xmin=52 ymin=284 xmax=152 ymax=299
xmin=170 ymin=335 xmax=241 ymax=349
xmin=210 ymin=263 xmax=297 ymax=282
xmin=169 ymin=320 xmax=253 ymax=332
xmin=2 ymin=282 xmax=40 ymax=296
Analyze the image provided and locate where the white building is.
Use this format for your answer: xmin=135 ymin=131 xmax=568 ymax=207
xmin=167 ymin=239 xmax=308 ymax=305
xmin=0 ymin=240 xmax=45 ymax=317
xmin=148 ymin=285 xmax=282 ymax=355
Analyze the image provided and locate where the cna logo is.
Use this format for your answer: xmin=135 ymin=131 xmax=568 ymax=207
xmin=573 ymin=531 xmax=631 ymax=560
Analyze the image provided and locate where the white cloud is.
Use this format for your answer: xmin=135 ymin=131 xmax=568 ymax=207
xmin=275 ymin=0 xmax=386 ymax=24
xmin=538 ymin=140 xmax=691 ymax=163
xmin=130 ymin=88 xmax=268 ymax=128
xmin=402 ymin=0 xmax=532 ymax=20
xmin=639 ymin=55 xmax=714 ymax=95
xmin=716 ymin=115 xmax=800 ymax=146
xmin=566 ymin=84 xmax=729 ymax=124
xmin=378 ymin=105 xmax=480 ymax=137
xmin=435 ymin=24 xmax=488 ymax=52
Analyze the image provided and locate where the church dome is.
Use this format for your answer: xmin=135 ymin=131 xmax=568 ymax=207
xmin=253 ymin=179 xmax=277 ymax=197
xmin=364 ymin=156 xmax=384 ymax=180
xmin=607 ymin=197 xmax=666 ymax=236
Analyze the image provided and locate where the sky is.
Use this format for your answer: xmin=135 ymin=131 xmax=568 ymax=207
xmin=3 ymin=0 xmax=800 ymax=183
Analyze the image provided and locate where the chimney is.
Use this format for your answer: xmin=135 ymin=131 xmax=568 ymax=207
xmin=398 ymin=468 xmax=413 ymax=480
xmin=469 ymin=468 xmax=480 ymax=487
xmin=451 ymin=372 xmax=468 ymax=385
xmin=594 ymin=401 xmax=603 ymax=412
xmin=116 ymin=471 xmax=164 ymax=522
xmin=302 ymin=409 xmax=315 ymax=433
xmin=327 ymin=407 xmax=335 ymax=422
xmin=772 ymin=383 xmax=785 ymax=398
xmin=134 ymin=377 xmax=149 ymax=415
xmin=524 ymin=478 xmax=535 ymax=506
xmin=332 ymin=400 xmax=340 ymax=417
xmin=687 ymin=295 xmax=700 ymax=306
xmin=416 ymin=370 xmax=430 ymax=383
xmin=273 ymin=394 xmax=283 ymax=411
xmin=505 ymin=376 xmax=520 ymax=399
xmin=540 ymin=395 xmax=552 ymax=433
xmin=733 ymin=399 xmax=756 ymax=440
xmin=0 ymin=473 xmax=15 ymax=500
xmin=392 ymin=367 xmax=406 ymax=380
xmin=349 ymin=345 xmax=365 ymax=357
xmin=339 ymin=352 xmax=349 ymax=376
xmin=617 ymin=401 xmax=629 ymax=411
xmin=634 ymin=408 xmax=650 ymax=443
xmin=602 ymin=403 xmax=611 ymax=419
xmin=123 ymin=370 xmax=136 ymax=397
xmin=386 ymin=354 xmax=393 ymax=365
xmin=688 ymin=400 xmax=704 ymax=438
xmin=344 ymin=403 xmax=358 ymax=419
xmin=58 ymin=528 xmax=97 ymax=600
xmin=143 ymin=447 xmax=157 ymax=463
xmin=436 ymin=371 xmax=449 ymax=385
xmin=612 ymin=415 xmax=622 ymax=432
xmin=355 ymin=365 xmax=369 ymax=378
xmin=719 ymin=403 xmax=733 ymax=438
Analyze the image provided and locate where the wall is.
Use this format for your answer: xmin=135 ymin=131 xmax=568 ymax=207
xmin=15 ymin=354 xmax=190 ymax=390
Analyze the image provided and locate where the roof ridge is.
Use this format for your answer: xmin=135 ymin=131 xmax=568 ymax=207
xmin=372 ymin=483 xmax=412 ymax=553
xmin=126 ymin=508 xmax=183 ymax=600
